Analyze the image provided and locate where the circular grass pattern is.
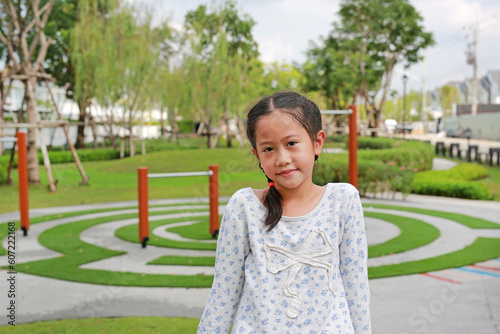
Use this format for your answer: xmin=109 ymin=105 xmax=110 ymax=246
xmin=2 ymin=202 xmax=500 ymax=286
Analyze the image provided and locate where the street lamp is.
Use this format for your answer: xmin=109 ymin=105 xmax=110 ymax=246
xmin=402 ymin=74 xmax=408 ymax=137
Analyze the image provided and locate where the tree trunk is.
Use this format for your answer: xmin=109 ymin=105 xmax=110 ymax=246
xmin=160 ymin=108 xmax=166 ymax=140
xmin=129 ymin=115 xmax=135 ymax=157
xmin=75 ymin=96 xmax=87 ymax=148
xmin=25 ymin=79 xmax=40 ymax=184
xmin=371 ymin=109 xmax=381 ymax=138
xmin=129 ymin=135 xmax=135 ymax=157
xmin=207 ymin=120 xmax=212 ymax=149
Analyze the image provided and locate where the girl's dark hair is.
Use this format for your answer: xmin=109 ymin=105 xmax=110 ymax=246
xmin=246 ymin=91 xmax=322 ymax=232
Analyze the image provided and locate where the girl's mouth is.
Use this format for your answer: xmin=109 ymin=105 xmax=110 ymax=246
xmin=278 ymin=169 xmax=297 ymax=177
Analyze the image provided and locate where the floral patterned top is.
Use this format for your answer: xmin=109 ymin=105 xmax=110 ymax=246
xmin=197 ymin=183 xmax=371 ymax=334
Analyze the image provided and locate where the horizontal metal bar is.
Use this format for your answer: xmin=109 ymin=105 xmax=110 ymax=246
xmin=320 ymin=110 xmax=353 ymax=115
xmin=148 ymin=170 xmax=213 ymax=178
xmin=0 ymin=137 xmax=18 ymax=142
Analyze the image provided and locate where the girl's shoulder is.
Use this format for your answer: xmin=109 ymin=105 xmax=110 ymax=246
xmin=324 ymin=182 xmax=360 ymax=201
xmin=326 ymin=182 xmax=358 ymax=193
xmin=226 ymin=187 xmax=264 ymax=207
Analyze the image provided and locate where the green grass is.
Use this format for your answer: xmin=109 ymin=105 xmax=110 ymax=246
xmin=365 ymin=212 xmax=440 ymax=258
xmin=0 ymin=316 xmax=199 ymax=333
xmin=8 ymin=210 xmax=214 ymax=287
xmin=148 ymin=255 xmax=216 ymax=266
xmin=364 ymin=203 xmax=500 ymax=229
xmin=369 ymin=237 xmax=500 ymax=279
xmin=166 ymin=220 xmax=218 ymax=240
xmin=115 ymin=216 xmax=217 ymax=250
xmin=0 ymin=147 xmax=265 ymax=214
xmin=479 ymin=164 xmax=500 ymax=201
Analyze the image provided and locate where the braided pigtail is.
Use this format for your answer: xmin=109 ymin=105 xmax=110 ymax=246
xmin=261 ymin=170 xmax=283 ymax=232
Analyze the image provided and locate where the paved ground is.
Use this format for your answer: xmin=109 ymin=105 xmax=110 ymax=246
xmin=0 ymin=158 xmax=499 ymax=333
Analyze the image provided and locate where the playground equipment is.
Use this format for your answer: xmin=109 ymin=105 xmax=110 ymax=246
xmin=137 ymin=165 xmax=219 ymax=248
xmin=0 ymin=132 xmax=30 ymax=235
xmin=321 ymin=105 xmax=358 ymax=189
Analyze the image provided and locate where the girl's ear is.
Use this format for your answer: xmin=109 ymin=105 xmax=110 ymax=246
xmin=314 ymin=130 xmax=326 ymax=156
xmin=251 ymin=147 xmax=259 ymax=159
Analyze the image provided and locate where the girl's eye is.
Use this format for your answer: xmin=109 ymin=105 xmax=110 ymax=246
xmin=263 ymin=147 xmax=273 ymax=152
xmin=288 ymin=141 xmax=297 ymax=147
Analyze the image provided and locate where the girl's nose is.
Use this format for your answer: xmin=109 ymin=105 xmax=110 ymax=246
xmin=275 ymin=148 xmax=291 ymax=166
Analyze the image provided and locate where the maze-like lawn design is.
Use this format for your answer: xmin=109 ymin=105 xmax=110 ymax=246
xmin=2 ymin=202 xmax=500 ymax=286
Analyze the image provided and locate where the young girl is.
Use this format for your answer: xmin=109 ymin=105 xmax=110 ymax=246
xmin=198 ymin=92 xmax=371 ymax=333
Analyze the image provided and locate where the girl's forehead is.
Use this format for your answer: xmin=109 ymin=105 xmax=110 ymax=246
xmin=255 ymin=112 xmax=307 ymax=140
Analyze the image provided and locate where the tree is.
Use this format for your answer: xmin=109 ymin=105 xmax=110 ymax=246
xmin=263 ymin=61 xmax=303 ymax=93
xmin=183 ymin=1 xmax=259 ymax=148
xmin=0 ymin=0 xmax=55 ymax=183
xmin=72 ymin=1 xmax=163 ymax=155
xmin=335 ymin=0 xmax=434 ymax=135
xmin=303 ymin=37 xmax=363 ymax=111
xmin=438 ymin=85 xmax=458 ymax=116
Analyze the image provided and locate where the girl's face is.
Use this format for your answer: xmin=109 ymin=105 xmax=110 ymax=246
xmin=251 ymin=111 xmax=325 ymax=191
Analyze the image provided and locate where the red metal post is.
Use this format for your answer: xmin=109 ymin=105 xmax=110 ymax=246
xmin=348 ymin=105 xmax=358 ymax=189
xmin=17 ymin=132 xmax=30 ymax=236
xmin=138 ymin=167 xmax=149 ymax=247
xmin=209 ymin=165 xmax=219 ymax=238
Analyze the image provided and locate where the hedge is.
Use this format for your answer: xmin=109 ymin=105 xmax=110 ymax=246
xmin=314 ymin=157 xmax=414 ymax=198
xmin=314 ymin=138 xmax=433 ymax=198
xmin=412 ymin=164 xmax=492 ymax=200
xmin=355 ymin=137 xmax=395 ymax=150
xmin=0 ymin=138 xmax=200 ymax=168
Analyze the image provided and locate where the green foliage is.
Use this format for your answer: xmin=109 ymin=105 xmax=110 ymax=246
xmin=44 ymin=0 xmax=77 ymax=93
xmin=183 ymin=1 xmax=261 ymax=148
xmin=314 ymin=157 xmax=414 ymax=197
xmin=262 ymin=62 xmax=304 ymax=93
xmin=413 ymin=164 xmax=492 ymax=200
xmin=359 ymin=140 xmax=434 ymax=172
xmin=306 ymin=0 xmax=435 ymax=127
xmin=177 ymin=120 xmax=195 ymax=134
xmin=356 ymin=137 xmax=394 ymax=150
xmin=184 ymin=1 xmax=258 ymax=60
xmin=302 ymin=34 xmax=363 ymax=109
xmin=438 ymin=85 xmax=459 ymax=115
xmin=327 ymin=135 xmax=348 ymax=143
xmin=314 ymin=139 xmax=433 ymax=197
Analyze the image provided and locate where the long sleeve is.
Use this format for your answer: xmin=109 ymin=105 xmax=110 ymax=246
xmin=197 ymin=207 xmax=250 ymax=333
xmin=339 ymin=188 xmax=372 ymax=333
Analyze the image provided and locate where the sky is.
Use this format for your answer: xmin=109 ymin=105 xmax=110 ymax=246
xmin=129 ymin=0 xmax=500 ymax=95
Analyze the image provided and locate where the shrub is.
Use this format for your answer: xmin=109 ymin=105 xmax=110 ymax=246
xmin=412 ymin=179 xmax=491 ymax=200
xmin=412 ymin=164 xmax=492 ymax=200
xmin=313 ymin=156 xmax=414 ymax=198
xmin=327 ymin=135 xmax=347 ymax=143
xmin=314 ymin=139 xmax=433 ymax=198
xmin=178 ymin=120 xmax=195 ymax=134
xmin=355 ymin=137 xmax=395 ymax=150
xmin=359 ymin=140 xmax=434 ymax=172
